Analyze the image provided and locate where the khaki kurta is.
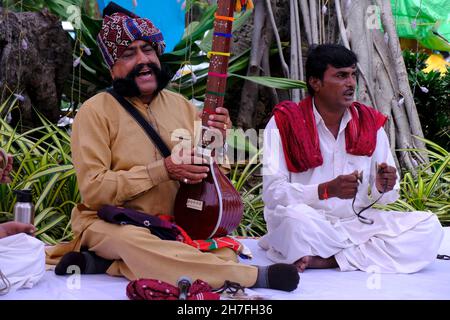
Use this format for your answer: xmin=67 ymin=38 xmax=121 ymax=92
xmin=46 ymin=90 xmax=257 ymax=288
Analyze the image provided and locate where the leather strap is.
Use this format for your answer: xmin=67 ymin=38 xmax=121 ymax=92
xmin=107 ymin=88 xmax=171 ymax=158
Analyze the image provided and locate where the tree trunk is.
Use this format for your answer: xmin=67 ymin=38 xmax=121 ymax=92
xmin=0 ymin=8 xmax=72 ymax=128
xmin=231 ymin=0 xmax=427 ymax=172
xmin=376 ymin=0 xmax=428 ymax=166
xmin=339 ymin=0 xmax=428 ymax=171
xmin=236 ymin=0 xmax=269 ymax=129
xmin=235 ymin=0 xmax=290 ymax=129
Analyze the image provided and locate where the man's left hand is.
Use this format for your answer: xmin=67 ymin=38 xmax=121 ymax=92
xmin=375 ymin=162 xmax=397 ymax=193
xmin=206 ymin=107 xmax=232 ymax=142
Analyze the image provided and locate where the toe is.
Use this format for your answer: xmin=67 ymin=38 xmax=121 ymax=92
xmin=294 ymin=256 xmax=311 ymax=273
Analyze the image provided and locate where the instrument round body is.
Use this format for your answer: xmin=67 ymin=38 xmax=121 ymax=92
xmin=174 ymin=161 xmax=243 ymax=239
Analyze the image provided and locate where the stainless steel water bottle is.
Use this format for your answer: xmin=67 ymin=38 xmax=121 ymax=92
xmin=13 ymin=189 xmax=35 ymax=225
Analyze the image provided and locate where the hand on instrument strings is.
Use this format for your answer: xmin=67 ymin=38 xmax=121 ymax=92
xmin=0 ymin=221 xmax=36 ymax=239
xmin=0 ymin=154 xmax=13 ymax=184
xmin=164 ymin=148 xmax=209 ymax=184
xmin=324 ymin=170 xmax=360 ymax=199
xmin=375 ymin=162 xmax=397 ymax=193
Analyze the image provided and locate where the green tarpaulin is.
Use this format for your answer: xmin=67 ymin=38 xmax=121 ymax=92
xmin=391 ymin=0 xmax=450 ymax=51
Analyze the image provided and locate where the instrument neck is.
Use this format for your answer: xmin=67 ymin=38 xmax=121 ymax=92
xmin=201 ymin=0 xmax=235 ymax=128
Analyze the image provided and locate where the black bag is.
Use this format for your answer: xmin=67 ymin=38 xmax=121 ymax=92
xmin=97 ymin=205 xmax=180 ymax=241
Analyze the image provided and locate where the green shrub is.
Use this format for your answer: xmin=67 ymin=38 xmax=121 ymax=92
xmin=403 ymin=50 xmax=450 ymax=150
xmin=379 ymin=137 xmax=450 ymax=225
xmin=231 ymin=149 xmax=266 ymax=237
xmin=0 ymin=99 xmax=77 ymax=244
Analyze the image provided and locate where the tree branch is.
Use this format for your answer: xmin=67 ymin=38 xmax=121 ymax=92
xmin=265 ymin=0 xmax=289 ymax=78
xmin=299 ymin=0 xmax=312 ymax=45
xmin=309 ymin=0 xmax=319 ymax=43
xmin=335 ymin=0 xmax=378 ymax=110
xmin=377 ymin=0 xmax=428 ymax=162
xmin=237 ymin=0 xmax=268 ymax=129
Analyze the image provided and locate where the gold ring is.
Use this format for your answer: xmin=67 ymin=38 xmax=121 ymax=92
xmin=224 ymin=124 xmax=228 ymax=130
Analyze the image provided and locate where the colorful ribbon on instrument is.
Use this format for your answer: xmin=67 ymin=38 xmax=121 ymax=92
xmin=235 ymin=0 xmax=254 ymax=12
xmin=207 ymin=51 xmax=231 ymax=59
xmin=202 ymin=108 xmax=216 ymax=115
xmin=208 ymin=71 xmax=228 ymax=78
xmin=214 ymin=13 xmax=235 ymax=21
xmin=214 ymin=32 xmax=233 ymax=38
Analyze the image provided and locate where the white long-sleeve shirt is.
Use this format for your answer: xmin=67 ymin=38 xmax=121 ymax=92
xmin=263 ymin=104 xmax=399 ymax=219
xmin=259 ymin=105 xmax=442 ymax=264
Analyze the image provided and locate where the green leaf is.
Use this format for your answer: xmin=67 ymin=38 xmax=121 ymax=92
xmin=226 ymin=128 xmax=259 ymax=155
xmin=35 ymin=206 xmax=64 ymax=226
xmin=25 ymin=165 xmax=73 ymax=182
xmin=35 ymin=215 xmax=66 ymax=236
xmin=229 ymin=74 xmax=307 ymax=89
xmin=34 ymin=173 xmax=62 ymax=211
xmin=425 ymin=154 xmax=450 ymax=197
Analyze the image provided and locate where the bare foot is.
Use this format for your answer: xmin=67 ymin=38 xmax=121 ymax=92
xmin=294 ymin=256 xmax=311 ymax=273
xmin=294 ymin=256 xmax=338 ymax=272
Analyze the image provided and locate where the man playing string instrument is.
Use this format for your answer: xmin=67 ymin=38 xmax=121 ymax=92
xmin=47 ymin=4 xmax=299 ymax=292
xmin=259 ymin=44 xmax=443 ymax=273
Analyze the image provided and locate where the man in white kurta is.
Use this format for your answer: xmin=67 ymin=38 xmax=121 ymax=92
xmin=259 ymin=44 xmax=443 ymax=273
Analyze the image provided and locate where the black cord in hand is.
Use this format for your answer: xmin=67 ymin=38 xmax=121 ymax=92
xmin=352 ymin=167 xmax=388 ymax=225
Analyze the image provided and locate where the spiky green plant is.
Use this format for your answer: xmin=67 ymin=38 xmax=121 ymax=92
xmin=379 ymin=137 xmax=450 ymax=225
xmin=230 ymin=149 xmax=266 ymax=237
xmin=0 ymin=99 xmax=78 ymax=244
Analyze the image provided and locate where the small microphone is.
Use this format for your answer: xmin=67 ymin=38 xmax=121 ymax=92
xmin=177 ymin=276 xmax=192 ymax=300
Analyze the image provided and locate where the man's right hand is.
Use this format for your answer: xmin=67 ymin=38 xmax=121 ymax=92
xmin=164 ymin=149 xmax=209 ymax=185
xmin=320 ymin=171 xmax=359 ymax=199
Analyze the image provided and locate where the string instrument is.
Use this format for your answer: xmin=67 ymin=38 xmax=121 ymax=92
xmin=174 ymin=0 xmax=252 ymax=239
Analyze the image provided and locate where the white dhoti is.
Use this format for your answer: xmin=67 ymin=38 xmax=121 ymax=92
xmin=0 ymin=233 xmax=46 ymax=294
xmin=259 ymin=204 xmax=444 ymax=273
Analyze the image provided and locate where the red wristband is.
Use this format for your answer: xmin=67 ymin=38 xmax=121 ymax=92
xmin=322 ymin=182 xmax=329 ymax=200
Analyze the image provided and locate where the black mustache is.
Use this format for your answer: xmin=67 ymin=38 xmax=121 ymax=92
xmin=129 ymin=63 xmax=161 ymax=79
xmin=112 ymin=63 xmax=172 ymax=98
xmin=112 ymin=76 xmax=141 ymax=98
